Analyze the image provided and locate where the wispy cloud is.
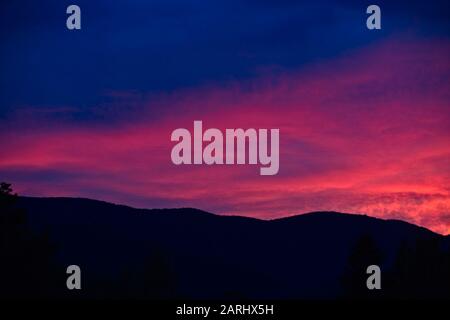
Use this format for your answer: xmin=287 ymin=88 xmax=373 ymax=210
xmin=1 ymin=37 xmax=449 ymax=234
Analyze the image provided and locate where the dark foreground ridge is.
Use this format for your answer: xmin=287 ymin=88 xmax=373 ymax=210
xmin=2 ymin=196 xmax=449 ymax=299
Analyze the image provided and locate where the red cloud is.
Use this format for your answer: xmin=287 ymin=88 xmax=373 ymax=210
xmin=1 ymin=37 xmax=449 ymax=234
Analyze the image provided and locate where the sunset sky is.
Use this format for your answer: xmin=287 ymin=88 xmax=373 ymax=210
xmin=1 ymin=1 xmax=449 ymax=234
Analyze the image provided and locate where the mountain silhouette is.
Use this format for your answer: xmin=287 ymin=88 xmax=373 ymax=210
xmin=3 ymin=196 xmax=449 ymax=299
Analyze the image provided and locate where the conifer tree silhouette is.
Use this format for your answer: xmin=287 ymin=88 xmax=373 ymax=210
xmin=341 ymin=234 xmax=383 ymax=299
xmin=0 ymin=182 xmax=59 ymax=298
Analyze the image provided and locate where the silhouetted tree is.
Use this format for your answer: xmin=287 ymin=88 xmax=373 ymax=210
xmin=341 ymin=234 xmax=384 ymax=299
xmin=116 ymin=245 xmax=177 ymax=299
xmin=0 ymin=182 xmax=59 ymax=298
xmin=141 ymin=247 xmax=177 ymax=299
xmin=386 ymin=238 xmax=450 ymax=299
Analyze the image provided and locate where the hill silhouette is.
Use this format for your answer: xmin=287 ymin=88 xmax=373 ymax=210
xmin=2 ymin=196 xmax=449 ymax=299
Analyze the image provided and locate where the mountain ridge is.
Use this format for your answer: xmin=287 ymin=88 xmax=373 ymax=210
xmin=17 ymin=195 xmax=444 ymax=236
xmin=4 ymin=195 xmax=448 ymax=299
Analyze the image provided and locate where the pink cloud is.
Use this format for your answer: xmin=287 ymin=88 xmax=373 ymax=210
xmin=1 ymin=37 xmax=449 ymax=234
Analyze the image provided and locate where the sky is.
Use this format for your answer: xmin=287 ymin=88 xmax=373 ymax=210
xmin=0 ymin=1 xmax=449 ymax=234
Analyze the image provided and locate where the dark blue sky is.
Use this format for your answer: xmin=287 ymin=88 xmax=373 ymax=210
xmin=1 ymin=0 xmax=448 ymax=123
